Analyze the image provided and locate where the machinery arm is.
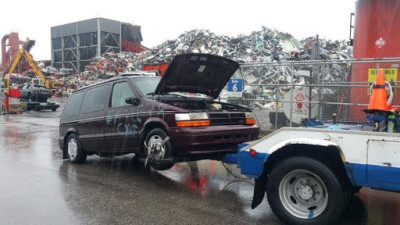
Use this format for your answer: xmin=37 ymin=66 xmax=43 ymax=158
xmin=5 ymin=48 xmax=50 ymax=89
xmin=5 ymin=49 xmax=24 ymax=76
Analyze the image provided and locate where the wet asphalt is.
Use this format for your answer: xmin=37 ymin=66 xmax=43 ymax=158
xmin=0 ymin=98 xmax=399 ymax=225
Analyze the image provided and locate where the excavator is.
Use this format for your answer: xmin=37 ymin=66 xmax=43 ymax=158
xmin=2 ymin=34 xmax=61 ymax=112
xmin=4 ymin=39 xmax=63 ymax=89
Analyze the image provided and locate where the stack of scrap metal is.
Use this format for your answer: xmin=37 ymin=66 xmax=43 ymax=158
xmin=83 ymin=52 xmax=143 ymax=79
xmin=138 ymin=27 xmax=300 ymax=64
xmin=22 ymin=27 xmax=349 ymax=105
xmin=10 ymin=74 xmax=31 ymax=86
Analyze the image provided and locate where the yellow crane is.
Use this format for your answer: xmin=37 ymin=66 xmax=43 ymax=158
xmin=4 ymin=40 xmax=53 ymax=89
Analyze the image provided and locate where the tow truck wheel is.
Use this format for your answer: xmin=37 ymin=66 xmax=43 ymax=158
xmin=267 ymin=156 xmax=347 ymax=225
xmin=66 ymin=134 xmax=87 ymax=164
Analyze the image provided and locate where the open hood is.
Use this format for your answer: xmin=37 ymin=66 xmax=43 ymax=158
xmin=154 ymin=53 xmax=239 ymax=99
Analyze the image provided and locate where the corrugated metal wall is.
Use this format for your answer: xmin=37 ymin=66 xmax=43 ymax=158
xmin=50 ymin=18 xmax=124 ymax=71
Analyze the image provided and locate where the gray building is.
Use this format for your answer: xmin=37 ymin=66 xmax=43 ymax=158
xmin=51 ymin=17 xmax=143 ymax=71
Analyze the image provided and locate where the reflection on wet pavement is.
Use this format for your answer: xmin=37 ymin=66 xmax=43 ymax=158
xmin=0 ymin=97 xmax=399 ymax=224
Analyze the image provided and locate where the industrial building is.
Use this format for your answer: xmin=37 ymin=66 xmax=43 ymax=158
xmin=51 ymin=18 xmax=145 ymax=71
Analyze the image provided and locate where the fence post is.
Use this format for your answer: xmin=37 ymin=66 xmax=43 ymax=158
xmin=289 ymin=65 xmax=294 ymax=127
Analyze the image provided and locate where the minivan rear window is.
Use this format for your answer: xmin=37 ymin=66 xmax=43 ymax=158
xmin=81 ymin=84 xmax=109 ymax=113
xmin=62 ymin=91 xmax=84 ymax=118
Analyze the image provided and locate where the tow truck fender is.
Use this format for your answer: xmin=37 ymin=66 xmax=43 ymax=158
xmin=239 ymin=138 xmax=341 ymax=177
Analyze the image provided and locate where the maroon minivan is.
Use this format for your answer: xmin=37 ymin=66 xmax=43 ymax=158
xmin=59 ymin=54 xmax=259 ymax=170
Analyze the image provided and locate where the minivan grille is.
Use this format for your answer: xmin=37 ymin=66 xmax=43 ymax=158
xmin=208 ymin=112 xmax=246 ymax=125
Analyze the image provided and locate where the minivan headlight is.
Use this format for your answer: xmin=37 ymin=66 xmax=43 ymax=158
xmin=245 ymin=112 xmax=257 ymax=125
xmin=175 ymin=112 xmax=210 ymax=127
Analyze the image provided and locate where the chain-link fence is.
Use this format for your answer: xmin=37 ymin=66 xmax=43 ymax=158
xmin=224 ymin=58 xmax=400 ymax=133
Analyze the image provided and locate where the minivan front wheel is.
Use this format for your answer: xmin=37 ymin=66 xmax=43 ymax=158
xmin=143 ymin=128 xmax=174 ymax=171
xmin=66 ymin=134 xmax=87 ymax=164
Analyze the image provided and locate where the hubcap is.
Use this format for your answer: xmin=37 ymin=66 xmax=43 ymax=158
xmin=68 ymin=138 xmax=78 ymax=159
xmin=279 ymin=169 xmax=328 ymax=219
xmin=147 ymin=135 xmax=165 ymax=160
xmin=298 ymin=184 xmax=314 ymax=200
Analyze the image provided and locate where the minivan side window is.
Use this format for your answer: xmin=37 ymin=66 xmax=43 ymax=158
xmin=81 ymin=84 xmax=109 ymax=113
xmin=62 ymin=91 xmax=84 ymax=118
xmin=111 ymin=82 xmax=136 ymax=108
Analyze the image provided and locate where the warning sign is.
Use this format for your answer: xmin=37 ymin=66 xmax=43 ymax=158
xmin=368 ymin=68 xmax=397 ymax=84
xmin=283 ymin=88 xmax=318 ymax=124
xmin=295 ymin=92 xmax=305 ymax=102
xmin=368 ymin=68 xmax=398 ymax=94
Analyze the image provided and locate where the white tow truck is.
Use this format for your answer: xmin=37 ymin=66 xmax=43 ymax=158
xmin=224 ymin=126 xmax=400 ymax=225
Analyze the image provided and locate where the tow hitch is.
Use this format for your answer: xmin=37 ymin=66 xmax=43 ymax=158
xmin=144 ymin=136 xmax=173 ymax=169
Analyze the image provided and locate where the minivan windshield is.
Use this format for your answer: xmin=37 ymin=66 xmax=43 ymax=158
xmin=131 ymin=77 xmax=161 ymax=97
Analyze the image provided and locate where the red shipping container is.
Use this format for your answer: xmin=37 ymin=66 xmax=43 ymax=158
xmin=143 ymin=64 xmax=170 ymax=76
xmin=350 ymin=0 xmax=400 ymax=121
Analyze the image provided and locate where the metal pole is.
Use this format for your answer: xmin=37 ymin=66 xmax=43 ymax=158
xmin=76 ymin=22 xmax=80 ymax=71
xmin=275 ymin=87 xmax=279 ymax=129
xmin=309 ymin=76 xmax=312 ymax=118
xmin=240 ymin=57 xmax=400 ymax=67
xmin=61 ymin=26 xmax=64 ymax=69
xmin=119 ymin=22 xmax=122 ymax=53
xmin=97 ymin=18 xmax=101 ymax=57
xmin=315 ymin=35 xmax=322 ymax=119
xmin=289 ymin=65 xmax=294 ymax=127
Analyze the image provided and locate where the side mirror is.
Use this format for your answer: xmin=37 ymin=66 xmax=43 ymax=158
xmin=125 ymin=96 xmax=140 ymax=106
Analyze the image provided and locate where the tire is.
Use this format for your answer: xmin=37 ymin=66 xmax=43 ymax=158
xmin=141 ymin=128 xmax=174 ymax=171
xmin=65 ymin=134 xmax=87 ymax=164
xmin=267 ymin=156 xmax=348 ymax=225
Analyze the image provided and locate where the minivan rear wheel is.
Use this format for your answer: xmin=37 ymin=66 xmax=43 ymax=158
xmin=66 ymin=134 xmax=87 ymax=164
xmin=142 ymin=128 xmax=174 ymax=171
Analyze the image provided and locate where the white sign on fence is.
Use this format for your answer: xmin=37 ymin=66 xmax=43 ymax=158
xmin=283 ymin=87 xmax=318 ymax=124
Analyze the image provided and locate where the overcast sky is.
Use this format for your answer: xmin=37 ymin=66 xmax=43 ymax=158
xmin=1 ymin=0 xmax=355 ymax=61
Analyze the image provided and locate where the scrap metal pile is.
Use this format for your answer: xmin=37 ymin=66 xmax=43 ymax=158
xmin=82 ymin=27 xmax=352 ymax=75
xmin=79 ymin=27 xmax=352 ymax=109
xmin=83 ymin=52 xmax=143 ymax=78
xmin=16 ymin=27 xmax=349 ymax=103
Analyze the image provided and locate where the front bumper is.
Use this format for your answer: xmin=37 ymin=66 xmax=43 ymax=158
xmin=168 ymin=125 xmax=259 ymax=156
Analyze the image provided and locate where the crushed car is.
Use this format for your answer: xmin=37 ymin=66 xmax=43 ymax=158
xmin=19 ymin=84 xmax=51 ymax=102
